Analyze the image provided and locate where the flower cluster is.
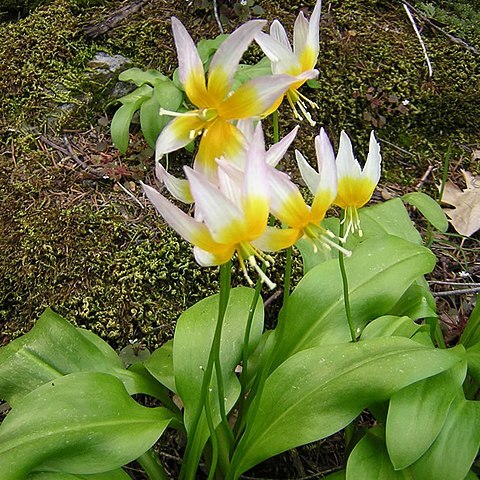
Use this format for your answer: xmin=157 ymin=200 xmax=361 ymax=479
xmin=142 ymin=2 xmax=382 ymax=288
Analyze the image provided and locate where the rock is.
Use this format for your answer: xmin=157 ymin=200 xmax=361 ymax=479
xmin=87 ymin=52 xmax=133 ymax=83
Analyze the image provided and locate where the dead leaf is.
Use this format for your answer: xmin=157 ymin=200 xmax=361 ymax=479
xmin=440 ymin=170 xmax=480 ymax=237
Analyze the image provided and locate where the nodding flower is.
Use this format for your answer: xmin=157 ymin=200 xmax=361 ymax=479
xmin=254 ymin=0 xmax=322 ymax=125
xmin=143 ymin=124 xmax=295 ymax=289
xmin=155 ymin=17 xmax=300 ymax=181
xmin=334 ymin=131 xmax=382 ymax=240
xmin=259 ymin=128 xmax=350 ymax=257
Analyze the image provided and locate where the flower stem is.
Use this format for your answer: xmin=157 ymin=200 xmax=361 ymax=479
xmin=137 ymin=450 xmax=169 ymax=480
xmin=339 ymin=211 xmax=357 ymax=342
xmin=180 ymin=262 xmax=232 ymax=480
xmin=272 ymin=110 xmax=280 ymax=143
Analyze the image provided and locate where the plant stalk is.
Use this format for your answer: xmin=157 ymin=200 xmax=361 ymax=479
xmin=137 ymin=449 xmax=169 ymax=480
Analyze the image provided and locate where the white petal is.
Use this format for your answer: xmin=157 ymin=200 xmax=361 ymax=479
xmin=156 ymin=163 xmax=193 ymax=204
xmin=236 ymin=118 xmax=255 ymax=142
xmin=293 ymin=12 xmax=309 ymax=54
xmin=171 ymin=17 xmax=205 ymax=89
xmin=255 ymin=31 xmax=296 ymax=67
xmin=336 ymin=130 xmax=362 ymax=180
xmin=306 ymin=0 xmax=322 ymax=55
xmin=270 ymin=20 xmax=292 ymax=51
xmin=266 ymin=126 xmax=299 ymax=167
xmin=193 ymin=246 xmax=220 ymax=266
xmin=217 ymin=159 xmax=243 ymax=206
xmin=209 ymin=20 xmax=266 ymax=90
xmin=185 ymin=167 xmax=244 ymax=243
xmin=142 ymin=182 xmax=200 ymax=244
xmin=314 ymin=127 xmax=337 ymax=195
xmin=363 ymin=131 xmax=381 ymax=184
xmin=243 ymin=123 xmax=268 ymax=202
xmin=295 ymin=150 xmax=319 ymax=194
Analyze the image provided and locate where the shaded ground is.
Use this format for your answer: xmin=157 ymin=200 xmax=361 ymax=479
xmin=0 ymin=0 xmax=479 ymax=477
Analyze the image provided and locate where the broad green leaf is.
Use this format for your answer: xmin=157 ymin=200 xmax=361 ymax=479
xmin=232 ymin=57 xmax=272 ymax=89
xmin=386 ymin=363 xmax=467 ymax=469
xmin=111 ymin=84 xmax=153 ymax=153
xmin=389 ymin=281 xmax=437 ymax=320
xmin=118 ymin=67 xmax=168 ymax=86
xmin=346 ymin=429 xmax=407 ymax=479
xmin=145 ymin=339 xmax=175 ymax=393
xmin=230 ymin=337 xmax=464 ymax=476
xmin=27 ymin=469 xmax=131 ymax=479
xmin=272 ymin=235 xmax=436 ymax=367
xmin=174 ymin=287 xmax=264 ymax=476
xmin=153 ymin=79 xmax=183 ymax=112
xmin=0 ymin=372 xmax=172 ymax=479
xmin=465 ymin=342 xmax=480 ymax=384
xmin=297 ymin=198 xmax=422 ymax=273
xmin=460 ymin=298 xmax=480 ymax=348
xmin=402 ymin=192 xmax=449 ymax=232
xmin=465 ymin=471 xmax=479 ymax=480
xmin=139 ymin=96 xmax=170 ymax=148
xmin=0 ymin=309 xmax=164 ymax=405
xmin=360 ymin=315 xmax=430 ymax=341
xmin=323 ymin=471 xmax=346 ymax=480
xmin=411 ymin=396 xmax=480 ymax=480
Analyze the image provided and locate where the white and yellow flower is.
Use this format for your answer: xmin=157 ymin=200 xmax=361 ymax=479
xmin=334 ymin=131 xmax=381 ymax=239
xmin=258 ymin=128 xmax=349 ymax=255
xmin=144 ymin=124 xmax=295 ymax=288
xmin=155 ymin=17 xmax=299 ymax=180
xmin=254 ymin=0 xmax=322 ymax=124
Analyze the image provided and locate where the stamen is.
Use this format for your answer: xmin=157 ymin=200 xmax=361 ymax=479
xmin=297 ymin=90 xmax=319 ymax=109
xmin=248 ymin=256 xmax=276 ymax=290
xmin=297 ymin=99 xmax=316 ymax=127
xmin=159 ymin=107 xmax=199 ymax=118
xmin=320 ymin=235 xmax=352 ymax=257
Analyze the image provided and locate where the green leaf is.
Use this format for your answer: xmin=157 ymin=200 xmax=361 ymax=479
xmin=174 ymin=287 xmax=264 ymax=472
xmin=402 ymin=192 xmax=449 ymax=232
xmin=346 ymin=429 xmax=406 ymax=479
xmin=386 ymin=363 xmax=467 ymax=469
xmin=360 ymin=315 xmax=430 ymax=341
xmin=465 ymin=342 xmax=480 ymax=384
xmin=388 ymin=281 xmax=437 ymax=321
xmin=118 ymin=67 xmax=168 ymax=86
xmin=145 ymin=339 xmax=175 ymax=393
xmin=460 ymin=299 xmax=480 ymax=348
xmin=232 ymin=57 xmax=272 ymax=90
xmin=411 ymin=396 xmax=480 ymax=480
xmin=272 ymin=235 xmax=436 ymax=367
xmin=323 ymin=472 xmax=346 ymax=480
xmin=0 ymin=372 xmax=172 ymax=479
xmin=297 ymin=198 xmax=423 ymax=273
xmin=153 ymin=78 xmax=183 ymax=111
xmin=229 ymin=337 xmax=464 ymax=476
xmin=139 ymin=95 xmax=170 ymax=148
xmin=27 ymin=469 xmax=131 ymax=479
xmin=111 ymin=84 xmax=153 ymax=153
xmin=0 ymin=308 xmax=164 ymax=406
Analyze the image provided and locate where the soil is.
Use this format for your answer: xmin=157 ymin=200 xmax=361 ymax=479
xmin=0 ymin=0 xmax=479 ymax=478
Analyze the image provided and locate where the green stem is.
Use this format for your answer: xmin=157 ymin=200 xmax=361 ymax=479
xmin=180 ymin=262 xmax=232 ymax=480
xmin=339 ymin=211 xmax=357 ymax=342
xmin=205 ymin=390 xmax=219 ymax=480
xmin=272 ymin=110 xmax=279 ymax=143
xmin=232 ymin=246 xmax=293 ymax=447
xmin=137 ymin=449 xmax=169 ymax=480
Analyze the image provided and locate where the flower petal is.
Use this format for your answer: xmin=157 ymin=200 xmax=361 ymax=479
xmin=252 ymin=226 xmax=300 ymax=252
xmin=219 ymin=74 xmax=297 ymax=119
xmin=268 ymin=168 xmax=310 ymax=229
xmin=208 ymin=20 xmax=266 ymax=99
xmin=156 ymin=163 xmax=193 ymax=204
xmin=155 ymin=115 xmax=206 ymax=160
xmin=194 ymin=119 xmax=246 ymax=179
xmin=270 ymin=20 xmax=292 ymax=51
xmin=142 ymin=182 xmax=216 ymax=251
xmin=363 ymin=131 xmax=381 ymax=185
xmin=293 ymin=11 xmax=309 ymax=54
xmin=194 ymin=245 xmax=234 ymax=267
xmin=336 ymin=130 xmax=362 ymax=180
xmin=301 ymin=0 xmax=322 ymax=70
xmin=266 ymin=126 xmax=299 ymax=167
xmin=295 ymin=149 xmax=319 ymax=194
xmin=255 ymin=31 xmax=297 ymax=70
xmin=242 ymin=124 xmax=270 ymax=237
xmin=310 ymin=128 xmax=337 ymax=222
xmin=185 ymin=167 xmax=247 ymax=244
xmin=171 ymin=17 xmax=210 ymax=108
